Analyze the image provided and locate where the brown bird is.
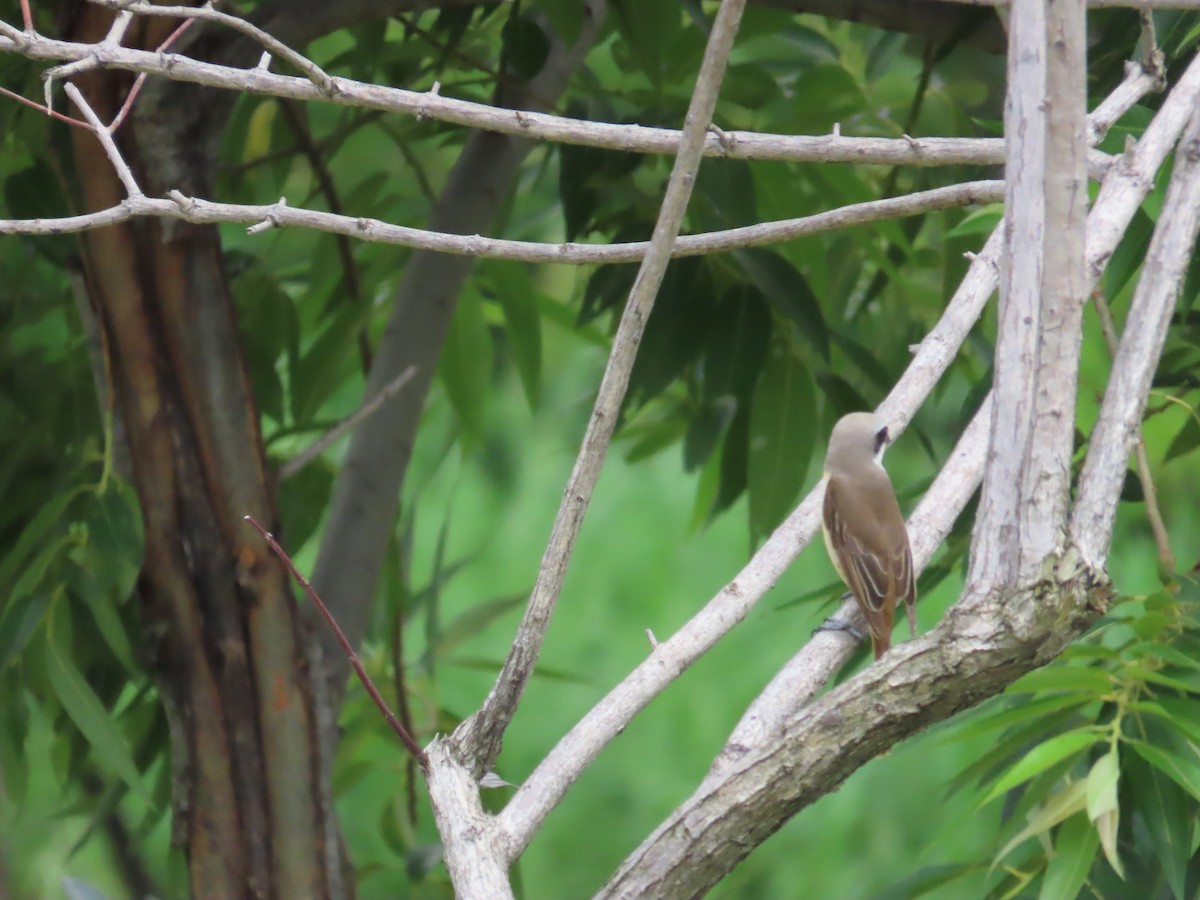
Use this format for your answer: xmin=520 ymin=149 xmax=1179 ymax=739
xmin=821 ymin=412 xmax=916 ymax=659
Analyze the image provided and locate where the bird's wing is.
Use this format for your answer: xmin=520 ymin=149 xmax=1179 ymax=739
xmin=824 ymin=474 xmax=910 ymax=651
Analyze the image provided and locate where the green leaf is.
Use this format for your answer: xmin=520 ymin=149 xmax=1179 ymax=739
xmin=816 ymin=372 xmax=871 ymax=420
xmin=788 ymin=63 xmax=867 ymax=132
xmin=0 ymin=590 xmax=54 ymax=672
xmin=446 ymin=656 xmax=589 ymax=686
xmin=434 ymin=594 xmax=525 ymax=658
xmin=1141 ymin=644 xmax=1200 ymax=673
xmin=1126 ymin=746 xmax=1191 ymax=899
xmin=1086 ymin=750 xmax=1123 ymax=878
xmin=290 ymin=303 xmax=371 ymax=424
xmin=747 ymin=344 xmax=815 ymax=542
xmin=866 ymin=863 xmax=983 ymax=900
xmin=1164 ymin=414 xmax=1200 ymax=463
xmin=535 ymin=0 xmax=584 ymax=45
xmin=611 ymin=0 xmax=682 ymax=87
xmin=1085 ymin=750 xmax=1119 ymax=822
xmin=829 ymin=331 xmax=894 ymax=393
xmin=1006 ymin=665 xmax=1114 ymax=697
xmin=579 ymin=258 xmax=637 ymax=325
xmin=683 ymin=397 xmax=738 ymax=472
xmin=277 ymin=458 xmax=335 ymax=551
xmin=693 ymin=158 xmax=758 ymax=230
xmin=6 ymin=534 xmax=71 ymax=613
xmin=622 ymin=402 xmax=690 ymax=463
xmin=995 ymin=778 xmax=1088 ymax=866
xmin=0 ymin=484 xmax=86 ymax=591
xmin=946 ymin=204 xmax=1004 ymax=239
xmin=1127 ymin=739 xmax=1200 ymax=802
xmin=68 ymin=568 xmax=138 ymax=677
xmin=235 ymin=270 xmax=298 ymax=424
xmin=438 ymin=288 xmax=493 ymax=446
xmin=1104 ymin=208 xmax=1153 ymax=299
xmin=733 ymin=248 xmax=830 ymax=361
xmin=44 ymin=635 xmax=149 ymax=801
xmin=92 ymin=479 xmax=143 ymax=575
xmin=501 ymin=12 xmax=551 ymax=81
xmin=537 ymin=290 xmax=608 ymax=346
xmin=700 ymin=284 xmax=773 ymax=408
xmin=1131 ymin=696 xmax=1200 ymax=747
xmin=714 ymin=405 xmax=750 ymax=516
xmin=981 ymin=730 xmax=1100 ymax=805
xmin=1127 ymin=664 xmax=1200 ymax=696
xmin=946 ymin=710 xmax=1083 ymax=798
xmin=489 ymin=265 xmax=543 ymax=410
xmin=72 ymin=485 xmax=144 ymax=642
xmin=628 ymin=258 xmax=715 ymax=405
xmin=948 ymin=693 xmax=1093 ymax=743
xmin=1037 ymin=813 xmax=1098 ymax=900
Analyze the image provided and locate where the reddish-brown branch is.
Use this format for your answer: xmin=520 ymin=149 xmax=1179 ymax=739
xmin=244 ymin=515 xmax=429 ymax=769
xmin=0 ymin=84 xmax=87 ymax=126
xmin=110 ymin=18 xmax=194 ymax=132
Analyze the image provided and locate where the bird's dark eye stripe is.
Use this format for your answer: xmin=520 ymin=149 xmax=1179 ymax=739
xmin=874 ymin=427 xmax=889 ymax=454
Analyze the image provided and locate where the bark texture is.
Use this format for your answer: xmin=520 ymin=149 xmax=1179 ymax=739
xmin=65 ymin=7 xmax=339 ymax=898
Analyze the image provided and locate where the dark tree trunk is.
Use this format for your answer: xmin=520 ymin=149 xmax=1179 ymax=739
xmin=64 ymin=7 xmax=344 ymax=898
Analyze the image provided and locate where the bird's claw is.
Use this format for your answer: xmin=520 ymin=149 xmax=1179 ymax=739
xmin=813 ymin=616 xmax=866 ymax=642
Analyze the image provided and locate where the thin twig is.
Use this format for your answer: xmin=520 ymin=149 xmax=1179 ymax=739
xmin=110 ymin=18 xmax=195 ymax=133
xmin=278 ymin=99 xmax=373 ymax=372
xmin=84 ymin=0 xmax=337 ymax=93
xmin=0 ymin=180 xmax=1005 ymax=261
xmin=1090 ymin=291 xmax=1177 ymax=578
xmin=389 ymin=552 xmax=420 ymax=827
xmin=226 ymin=109 xmax=384 ymax=175
xmin=63 ymin=82 xmax=143 ymax=197
xmin=1138 ymin=8 xmax=1166 ymax=86
xmin=243 ymin=516 xmax=429 ymax=768
xmin=0 ymin=84 xmax=88 ymax=127
xmin=277 ymin=366 xmax=417 ymax=482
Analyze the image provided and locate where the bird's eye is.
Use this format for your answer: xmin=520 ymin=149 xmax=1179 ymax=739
xmin=874 ymin=427 xmax=889 ymax=454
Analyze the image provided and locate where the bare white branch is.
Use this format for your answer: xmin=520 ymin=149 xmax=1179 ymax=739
xmin=496 ymin=224 xmax=1007 ymax=856
xmin=0 ymin=28 xmax=1114 ymax=170
xmin=0 ymin=181 xmax=1004 ymax=262
xmin=303 ymin=0 xmax=609 ymax=781
xmin=77 ymin=0 xmax=338 ymax=93
xmin=1016 ymin=0 xmax=1089 ymax=575
xmin=1087 ymin=59 xmax=1161 ymax=145
xmin=596 ymin=554 xmax=1107 ymax=899
xmin=1 ymin=2 xmax=1188 ymax=895
xmin=1072 ymin=105 xmax=1200 ymax=563
xmin=495 ymin=45 xmax=1193 ymax=859
xmin=425 ymin=741 xmax=514 ymax=900
xmin=943 ymin=0 xmax=1200 ymax=6
xmin=970 ymin=0 xmax=1088 ymax=588
xmin=1086 ymin=51 xmax=1200 ymax=288
xmin=63 ymin=82 xmax=143 ymax=198
xmin=457 ymin=0 xmax=752 ymax=774
xmin=709 ymin=394 xmax=993 ymax=780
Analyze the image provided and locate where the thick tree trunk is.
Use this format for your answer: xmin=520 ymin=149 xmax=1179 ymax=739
xmin=65 ymin=8 xmax=343 ymax=899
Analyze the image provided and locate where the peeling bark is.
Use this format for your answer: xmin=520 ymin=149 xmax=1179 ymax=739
xmin=65 ymin=7 xmax=338 ymax=898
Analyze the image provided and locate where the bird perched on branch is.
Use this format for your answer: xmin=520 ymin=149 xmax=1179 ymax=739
xmin=821 ymin=412 xmax=916 ymax=660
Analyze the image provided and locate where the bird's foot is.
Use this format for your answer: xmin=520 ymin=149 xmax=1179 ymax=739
xmin=813 ymin=617 xmax=866 ymax=642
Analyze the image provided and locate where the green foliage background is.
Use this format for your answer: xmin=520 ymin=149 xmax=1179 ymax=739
xmin=2 ymin=3 xmax=1200 ymax=899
